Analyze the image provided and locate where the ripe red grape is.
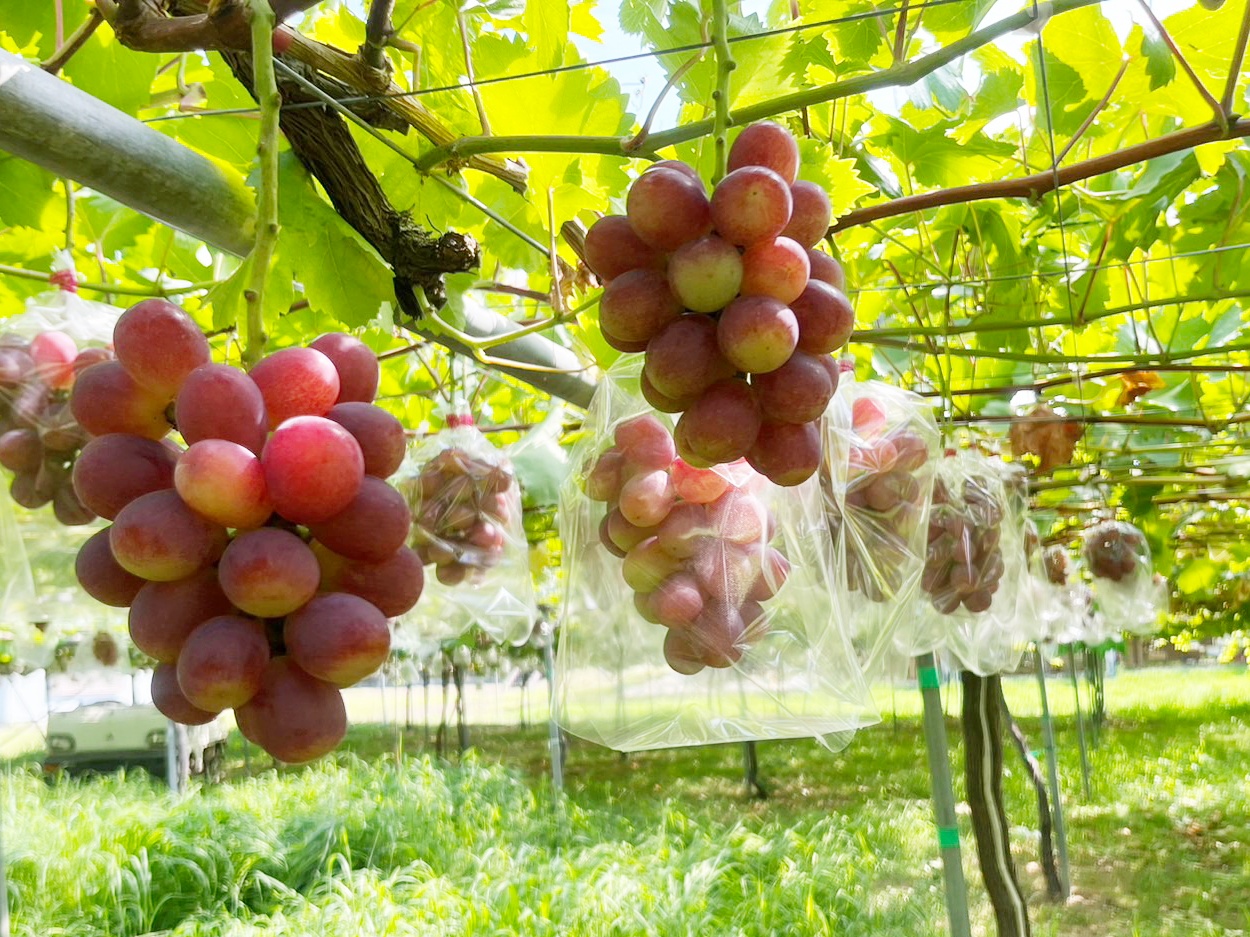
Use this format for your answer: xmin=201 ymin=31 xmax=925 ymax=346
xmin=234 ymin=658 xmax=347 ymax=763
xmin=583 ymin=215 xmax=664 ymax=281
xmin=175 ymin=440 xmax=273 ymax=530
xmin=175 ymin=363 xmax=269 ymax=454
xmin=29 ymin=331 xmax=77 ymax=390
xmin=643 ymin=315 xmax=735 ymax=400
xmin=109 ymin=489 xmax=228 ymax=581
xmin=261 ymin=416 xmax=364 ymax=524
xmin=248 ymin=347 xmax=340 ymax=428
xmin=666 ymin=235 xmax=743 ymax=312
xmin=71 ymin=434 xmax=177 ymax=520
xmin=709 ymin=166 xmax=793 ymax=247
xmin=746 ymin=420 xmax=822 ymax=486
xmin=739 ymin=237 xmax=810 ymax=305
xmin=614 ymin=414 xmax=676 ymax=472
xmin=218 ymin=527 xmax=320 ymax=617
xmin=309 ymin=333 xmax=379 ymax=403
xmin=750 ymin=351 xmax=836 ymax=424
xmin=70 ymin=361 xmax=172 ymax=439
xmin=307 ymin=475 xmax=411 ymax=563
xmin=151 ymin=662 xmax=217 ymax=725
xmin=113 ymin=299 xmax=211 ymax=398
xmin=599 ymin=268 xmax=683 ymax=345
xmin=176 ymin=615 xmax=270 ymax=711
xmin=316 ymin=543 xmax=424 ymax=617
xmin=727 ymin=121 xmax=800 ymax=183
xmin=781 ymin=181 xmax=833 ymax=248
xmin=75 ymin=527 xmax=145 ymax=607
xmin=325 ymin=402 xmax=406 ymax=479
xmin=285 ymin=592 xmax=391 ymax=687
xmin=790 ymin=280 xmax=854 ymax=355
xmin=677 ymin=379 xmax=761 ymax=464
xmin=807 ymin=250 xmax=846 ymax=290
xmin=716 ymin=296 xmax=799 ymax=373
xmin=128 ymin=568 xmax=234 ymax=664
xmin=625 ymin=167 xmax=712 ymax=250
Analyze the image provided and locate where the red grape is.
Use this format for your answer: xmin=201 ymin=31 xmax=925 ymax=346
xmin=309 ymin=333 xmax=379 ymax=403
xmin=151 ymin=662 xmax=217 ymax=725
xmin=307 ymin=475 xmax=411 ymax=563
xmin=583 ymin=215 xmax=664 ymax=281
xmin=234 ymin=658 xmax=346 ymax=763
xmin=709 ymin=166 xmax=792 ymax=247
xmin=782 ymin=181 xmax=832 ymax=248
xmin=747 ymin=420 xmax=822 ymax=486
xmin=316 ymin=543 xmax=424 ymax=617
xmin=176 ymin=615 xmax=269 ymax=712
xmin=791 ymin=280 xmax=854 ymax=354
xmin=261 ymin=416 xmax=364 ymax=524
xmin=109 ymin=489 xmax=228 ymax=581
xmin=113 ymin=299 xmax=211 ymax=398
xmin=325 ymin=402 xmax=406 ymax=479
xmin=75 ymin=527 xmax=145 ymax=607
xmin=643 ymin=315 xmax=736 ymax=400
xmin=739 ymin=237 xmax=810 ymax=305
xmin=175 ymin=440 xmax=273 ymax=529
xmin=626 ymin=167 xmax=712 ymax=250
xmin=285 ymin=592 xmax=391 ymax=687
xmin=677 ymin=379 xmax=762 ymax=464
xmin=599 ymin=268 xmax=683 ymax=344
xmin=727 ymin=121 xmax=800 ymax=184
xmin=175 ymin=363 xmax=269 ymax=454
xmin=70 ymin=361 xmax=172 ymax=440
xmin=807 ymin=250 xmax=846 ymax=290
xmin=750 ymin=351 xmax=836 ymax=424
xmin=716 ymin=296 xmax=799 ymax=374
xmin=666 ymin=235 xmax=743 ymax=312
xmin=72 ymin=434 xmax=178 ymax=520
xmin=128 ymin=568 xmax=234 ymax=664
xmin=218 ymin=527 xmax=321 ymax=618
xmin=248 ymin=347 xmax=340 ymax=428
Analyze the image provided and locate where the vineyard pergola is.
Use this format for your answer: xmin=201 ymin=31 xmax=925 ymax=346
xmin=3 ymin=1 xmax=1250 ymax=936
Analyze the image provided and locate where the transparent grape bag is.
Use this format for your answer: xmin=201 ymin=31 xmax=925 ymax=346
xmin=393 ymin=412 xmax=537 ymax=645
xmin=820 ymin=374 xmax=939 ymax=679
xmin=556 ymin=358 xmax=877 ymax=753
xmin=915 ymin=451 xmax=1030 ymax=675
xmin=0 ymin=252 xmax=122 ymax=525
xmin=1082 ymin=520 xmax=1163 ymax=636
xmin=1024 ymin=541 xmax=1082 ymax=644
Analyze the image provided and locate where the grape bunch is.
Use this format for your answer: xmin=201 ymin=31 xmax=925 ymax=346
xmin=1043 ymin=545 xmax=1070 ymax=586
xmin=582 ymin=122 xmax=854 ymax=487
xmin=583 ymin=413 xmax=789 ymax=675
xmin=402 ymin=425 xmax=517 ymax=586
xmin=1083 ymin=520 xmax=1146 ymax=582
xmin=921 ymin=475 xmax=1006 ymax=614
xmin=823 ymin=396 xmax=930 ymax=601
xmin=69 ymin=299 xmax=423 ymax=763
xmin=0 ymin=330 xmax=110 ymax=524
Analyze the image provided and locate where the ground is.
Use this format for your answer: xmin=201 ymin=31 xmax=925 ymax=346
xmin=3 ymin=665 xmax=1248 ymax=936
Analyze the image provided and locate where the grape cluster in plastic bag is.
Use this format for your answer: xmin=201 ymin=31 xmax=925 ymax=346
xmin=820 ymin=374 xmax=939 ymax=676
xmin=395 ymin=416 xmax=536 ymax=646
xmin=915 ymin=452 xmax=1029 ymax=675
xmin=1082 ymin=520 xmax=1164 ymax=635
xmin=557 ymin=358 xmax=876 ymax=752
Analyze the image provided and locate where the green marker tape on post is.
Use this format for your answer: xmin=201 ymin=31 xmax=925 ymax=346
xmin=938 ymin=826 xmax=961 ymax=849
xmin=919 ymin=666 xmax=941 ymax=690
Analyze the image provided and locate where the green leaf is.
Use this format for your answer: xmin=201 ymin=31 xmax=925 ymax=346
xmin=0 ymin=157 xmax=55 ymax=229
xmin=523 ymin=0 xmax=571 ymax=69
xmin=63 ymin=29 xmax=156 ymax=116
xmin=1142 ymin=33 xmax=1176 ymax=90
xmin=1178 ymin=558 xmax=1220 ymax=595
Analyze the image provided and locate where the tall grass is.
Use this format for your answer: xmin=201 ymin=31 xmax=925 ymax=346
xmin=5 ymin=665 xmax=1248 ymax=936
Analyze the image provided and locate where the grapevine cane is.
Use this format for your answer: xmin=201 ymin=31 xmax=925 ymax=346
xmin=710 ymin=0 xmax=735 ymax=183
xmin=243 ymin=0 xmax=280 ymax=367
xmin=916 ymin=652 xmax=973 ymax=937
xmin=1066 ymin=646 xmax=1092 ymax=799
xmin=1033 ymin=647 xmax=1070 ymax=896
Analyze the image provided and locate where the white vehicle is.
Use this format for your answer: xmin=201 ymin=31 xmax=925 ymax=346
xmin=43 ymin=695 xmax=230 ymax=783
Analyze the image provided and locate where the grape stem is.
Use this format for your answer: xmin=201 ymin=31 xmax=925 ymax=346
xmin=710 ymin=0 xmax=734 ymax=183
xmin=243 ymin=0 xmax=281 ymax=368
xmin=0 ymin=263 xmax=219 ymax=297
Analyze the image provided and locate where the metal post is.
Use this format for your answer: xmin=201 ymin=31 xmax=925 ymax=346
xmin=1065 ymin=647 xmax=1092 ymax=799
xmin=1033 ymin=648 xmax=1070 ymax=897
xmin=540 ymin=622 xmax=564 ymax=794
xmin=164 ymin=717 xmax=180 ymax=793
xmin=916 ymin=653 xmax=973 ymax=937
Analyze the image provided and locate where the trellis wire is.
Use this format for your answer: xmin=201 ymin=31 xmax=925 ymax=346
xmin=141 ymin=0 xmax=974 ymax=124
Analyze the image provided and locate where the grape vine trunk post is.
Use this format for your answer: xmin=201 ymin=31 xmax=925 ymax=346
xmin=742 ymin=742 xmax=766 ymax=800
xmin=1033 ymin=648 xmax=1071 ymax=897
xmin=961 ymin=671 xmax=1031 ymax=937
xmin=1000 ymin=688 xmax=1062 ymax=900
xmin=540 ymin=620 xmax=565 ymax=795
xmin=1066 ymin=647 xmax=1093 ymax=798
xmin=915 ymin=653 xmax=972 ymax=937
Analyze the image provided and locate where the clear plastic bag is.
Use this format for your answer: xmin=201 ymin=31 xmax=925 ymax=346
xmin=821 ymin=375 xmax=939 ymax=677
xmin=0 ymin=252 xmax=120 ymax=524
xmin=394 ymin=412 xmax=537 ymax=645
xmin=1082 ymin=520 xmax=1163 ymax=635
xmin=1023 ymin=542 xmax=1081 ymax=644
xmin=556 ymin=358 xmax=877 ymax=752
xmin=916 ymin=452 xmax=1029 ymax=675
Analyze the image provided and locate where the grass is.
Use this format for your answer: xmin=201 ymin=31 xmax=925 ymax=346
xmin=4 ymin=665 xmax=1248 ymax=936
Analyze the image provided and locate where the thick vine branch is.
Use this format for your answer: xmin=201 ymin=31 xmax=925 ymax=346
xmin=96 ymin=0 xmax=526 ymax=191
xmin=710 ymin=0 xmax=734 ymax=183
xmin=832 ymin=118 xmax=1250 ymax=232
xmin=1221 ymin=0 xmax=1250 ymax=115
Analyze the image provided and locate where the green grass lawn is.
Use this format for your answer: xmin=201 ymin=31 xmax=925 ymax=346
xmin=4 ymin=665 xmax=1248 ymax=936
